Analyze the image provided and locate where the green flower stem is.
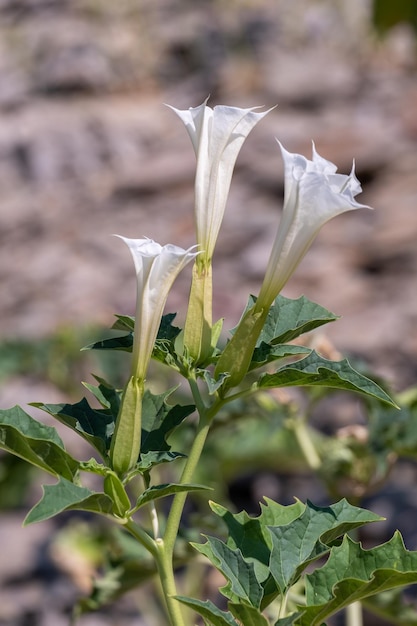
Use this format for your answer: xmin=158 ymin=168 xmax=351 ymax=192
xmin=155 ymin=375 xmax=223 ymax=626
xmin=155 ymin=538 xmax=187 ymax=626
xmin=124 ymin=518 xmax=158 ymax=557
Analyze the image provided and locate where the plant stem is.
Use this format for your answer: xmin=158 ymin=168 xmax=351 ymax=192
xmin=346 ymin=601 xmax=363 ymax=626
xmin=124 ymin=518 xmax=158 ymax=557
xmin=292 ymin=414 xmax=322 ymax=471
xmin=155 ymin=538 xmax=187 ymax=626
xmin=156 ymin=375 xmax=219 ymax=625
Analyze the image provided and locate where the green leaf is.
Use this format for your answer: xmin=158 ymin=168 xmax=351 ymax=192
xmin=0 ymin=406 xmax=80 ymax=480
xmin=84 ymin=313 xmax=181 ymax=364
xmin=140 ymin=389 xmax=194 ymax=455
xmin=229 ymin=603 xmax=269 ymax=625
xmin=192 ymin=535 xmax=264 ymax=608
xmin=134 ymin=483 xmax=211 ymax=509
xmin=208 ymin=499 xmax=304 ymax=609
xmin=84 ymin=333 xmax=133 ymax=352
xmin=203 ymin=370 xmax=230 ymax=395
xmin=268 ymin=499 xmax=383 ymax=594
xmin=32 ymin=398 xmax=115 ymax=458
xmin=258 ymin=350 xmax=397 ymax=407
xmin=250 ymin=343 xmax=311 ymax=370
xmin=24 ymin=477 xmax=113 ymax=525
xmin=82 ymin=375 xmax=121 ymax=415
xmin=300 ymin=533 xmax=417 ymax=626
xmin=137 ymin=450 xmax=186 ymax=472
xmin=175 ymin=597 xmax=238 ymax=625
xmin=274 ymin=614 xmax=304 ymax=626
xmin=112 ymin=315 xmax=135 ymax=331
xmin=250 ymin=294 xmax=339 ymax=345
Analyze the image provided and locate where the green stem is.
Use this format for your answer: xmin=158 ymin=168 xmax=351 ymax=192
xmin=155 ymin=538 xmax=187 ymax=626
xmin=156 ymin=375 xmax=221 ymax=625
xmin=292 ymin=414 xmax=322 ymax=471
xmin=124 ymin=518 xmax=158 ymax=557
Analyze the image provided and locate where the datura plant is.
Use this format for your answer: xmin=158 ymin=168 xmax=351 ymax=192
xmin=1 ymin=99 xmax=416 ymax=626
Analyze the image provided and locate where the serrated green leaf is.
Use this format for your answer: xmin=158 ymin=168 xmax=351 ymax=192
xmin=250 ymin=343 xmax=311 ymax=370
xmin=229 ymin=602 xmax=269 ymax=625
xmin=24 ymin=477 xmax=113 ymax=525
xmin=85 ymin=314 xmax=181 ymax=365
xmin=203 ymin=370 xmax=230 ymax=394
xmin=82 ymin=375 xmax=121 ymax=414
xmin=208 ymin=499 xmax=305 ymax=610
xmin=300 ymin=533 xmax=417 ymax=626
xmin=140 ymin=389 xmax=194 ymax=455
xmin=246 ymin=294 xmax=338 ymax=346
xmin=175 ymin=597 xmax=238 ymax=626
xmin=32 ymin=399 xmax=115 ymax=458
xmin=84 ymin=333 xmax=133 ymax=352
xmin=112 ymin=314 xmax=135 ymax=331
xmin=274 ymin=614 xmax=304 ymax=626
xmin=137 ymin=450 xmax=186 ymax=472
xmin=0 ymin=406 xmax=80 ymax=479
xmin=192 ymin=536 xmax=264 ymax=608
xmin=258 ymin=351 xmax=396 ymax=407
xmin=268 ymin=499 xmax=383 ymax=594
xmin=134 ymin=483 xmax=211 ymax=509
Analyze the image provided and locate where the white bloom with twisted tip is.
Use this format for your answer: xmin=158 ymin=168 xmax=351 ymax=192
xmin=116 ymin=236 xmax=199 ymax=379
xmin=168 ymin=100 xmax=272 ymax=265
xmin=256 ymin=142 xmax=370 ymax=311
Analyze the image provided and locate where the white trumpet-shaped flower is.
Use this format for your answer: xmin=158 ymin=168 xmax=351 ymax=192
xmin=168 ymin=99 xmax=272 ymax=264
xmin=256 ymin=142 xmax=370 ymax=311
xmin=110 ymin=237 xmax=198 ymax=475
xmin=215 ymin=143 xmax=369 ymax=391
xmin=118 ymin=236 xmax=199 ymax=380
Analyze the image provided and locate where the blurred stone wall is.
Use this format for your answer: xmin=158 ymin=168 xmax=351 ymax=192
xmin=1 ymin=0 xmax=417 ymax=384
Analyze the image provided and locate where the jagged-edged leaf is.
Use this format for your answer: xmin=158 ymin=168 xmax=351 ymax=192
xmin=112 ymin=314 xmax=135 ymax=331
xmin=0 ymin=406 xmax=80 ymax=479
xmin=137 ymin=450 xmax=186 ymax=472
xmin=268 ymin=499 xmax=382 ymax=594
xmin=203 ymin=370 xmax=230 ymax=395
xmin=192 ymin=536 xmax=264 ymax=608
xmin=175 ymin=597 xmax=238 ymax=626
xmin=299 ymin=533 xmax=417 ymax=626
xmin=24 ymin=477 xmax=113 ymax=525
xmin=210 ymin=499 xmax=304 ymax=580
xmin=32 ymin=398 xmax=115 ymax=458
xmin=229 ymin=603 xmax=269 ymax=625
xmin=258 ymin=351 xmax=396 ymax=407
xmin=134 ymin=483 xmax=211 ymax=509
xmin=82 ymin=375 xmax=121 ymax=415
xmin=84 ymin=313 xmax=181 ymax=358
xmin=84 ymin=333 xmax=133 ymax=352
xmin=140 ymin=389 xmax=194 ymax=455
xmin=239 ymin=294 xmax=338 ymax=346
xmin=250 ymin=343 xmax=311 ymax=370
xmin=208 ymin=499 xmax=304 ymax=610
xmin=274 ymin=614 xmax=304 ymax=626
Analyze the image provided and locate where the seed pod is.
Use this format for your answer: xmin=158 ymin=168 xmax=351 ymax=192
xmin=110 ymin=376 xmax=143 ymax=475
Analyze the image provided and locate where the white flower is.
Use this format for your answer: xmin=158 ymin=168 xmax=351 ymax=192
xmin=256 ymin=142 xmax=370 ymax=310
xmin=168 ymin=99 xmax=272 ymax=264
xmin=116 ymin=236 xmax=199 ymax=379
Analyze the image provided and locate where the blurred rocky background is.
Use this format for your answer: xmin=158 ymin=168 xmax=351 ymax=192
xmin=1 ymin=0 xmax=417 ymax=624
